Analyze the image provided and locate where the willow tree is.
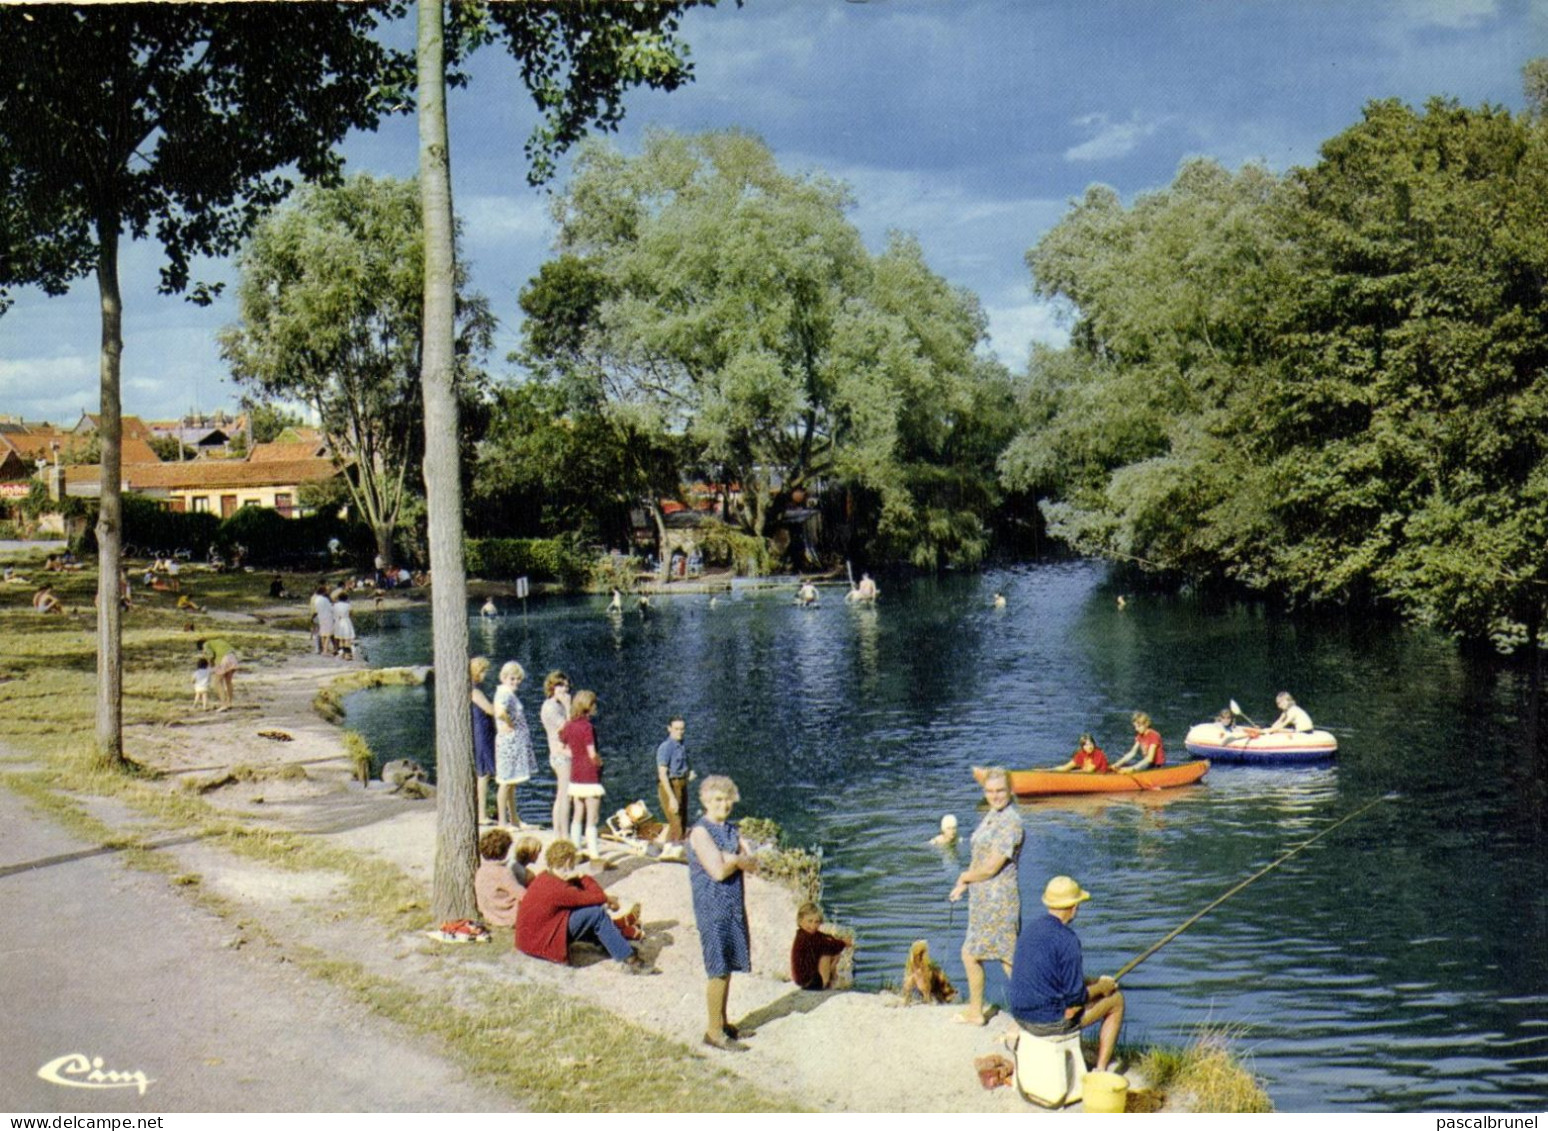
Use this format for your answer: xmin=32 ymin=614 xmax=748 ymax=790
xmin=416 ymin=0 xmax=718 ymax=919
xmin=0 ymin=4 xmax=407 ymax=768
xmin=220 ymin=174 xmax=493 ymax=570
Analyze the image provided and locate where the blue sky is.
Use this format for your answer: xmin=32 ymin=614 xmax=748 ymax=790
xmin=0 ymin=0 xmax=1541 ymax=425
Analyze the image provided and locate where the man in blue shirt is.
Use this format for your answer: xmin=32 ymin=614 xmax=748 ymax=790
xmin=655 ymin=716 xmax=691 ymax=842
xmin=1008 ymin=875 xmax=1125 ymax=1074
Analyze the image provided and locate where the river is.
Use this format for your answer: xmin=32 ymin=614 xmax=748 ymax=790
xmin=344 ymin=561 xmax=1548 ymax=1111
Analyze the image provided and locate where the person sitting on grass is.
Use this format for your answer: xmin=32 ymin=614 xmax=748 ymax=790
xmin=790 ymin=901 xmax=849 ymax=991
xmin=1051 ymin=733 xmax=1109 ymax=774
xmin=514 ymin=839 xmax=654 ymax=974
xmin=32 ymin=584 xmax=63 ymax=614
xmin=474 ymin=828 xmax=543 ymax=932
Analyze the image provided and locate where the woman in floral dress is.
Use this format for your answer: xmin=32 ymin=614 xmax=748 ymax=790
xmin=493 ymin=660 xmax=536 ymax=828
xmin=949 ymin=766 xmax=1024 ymax=1025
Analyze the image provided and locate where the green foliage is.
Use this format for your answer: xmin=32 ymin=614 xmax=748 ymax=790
xmin=220 ymin=173 xmax=494 ymax=562
xmin=121 ymin=494 xmax=219 ymax=557
xmin=588 ymin=552 xmax=643 ymax=594
xmin=529 ymin=131 xmax=1001 ymax=569
xmin=0 ymin=5 xmax=411 ymax=310
xmin=213 ymin=506 xmax=350 ymax=569
xmin=1007 ymin=84 xmax=1548 ymax=649
xmin=694 ymin=520 xmax=774 ymax=576
xmin=464 ymin=537 xmax=590 ymax=586
xmin=470 ymin=378 xmax=680 ymax=546
xmin=244 ymin=401 xmax=307 ymax=445
xmin=146 ymin=436 xmax=195 ymax=462
xmin=469 ymin=2 xmax=719 ymax=186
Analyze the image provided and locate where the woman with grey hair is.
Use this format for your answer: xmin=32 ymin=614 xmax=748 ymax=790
xmin=688 ymin=774 xmax=757 ymax=1051
xmin=949 ymin=766 xmax=1024 ymax=1025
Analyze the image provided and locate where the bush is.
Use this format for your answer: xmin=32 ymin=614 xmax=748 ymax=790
xmin=215 ymin=505 xmax=353 ymax=569
xmin=696 ymin=520 xmax=774 ymax=576
xmin=465 ymin=536 xmax=590 ymax=586
xmin=113 ymin=494 xmax=219 ymax=558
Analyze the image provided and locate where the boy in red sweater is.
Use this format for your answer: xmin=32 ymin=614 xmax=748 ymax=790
xmin=515 ymin=840 xmax=655 ymax=974
xmin=790 ymin=902 xmax=849 ymax=990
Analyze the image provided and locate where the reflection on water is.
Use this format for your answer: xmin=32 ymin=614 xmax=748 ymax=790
xmin=345 ymin=562 xmax=1548 ymax=1112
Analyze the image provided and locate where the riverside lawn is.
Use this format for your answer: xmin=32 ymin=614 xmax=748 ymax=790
xmin=0 ymin=555 xmax=1270 ymax=1113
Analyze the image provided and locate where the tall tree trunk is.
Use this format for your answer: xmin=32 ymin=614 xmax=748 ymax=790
xmin=373 ymin=525 xmax=395 ymax=572
xmin=94 ymin=217 xmax=127 ymax=770
xmin=418 ymin=0 xmax=476 ymax=922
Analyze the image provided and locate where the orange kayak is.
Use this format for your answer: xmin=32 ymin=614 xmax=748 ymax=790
xmin=972 ymin=760 xmax=1209 ymax=796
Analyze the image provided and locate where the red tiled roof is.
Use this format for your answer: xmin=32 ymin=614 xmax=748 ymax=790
xmin=65 ymin=457 xmax=341 ymax=491
xmin=250 ymin=440 xmax=326 ymax=462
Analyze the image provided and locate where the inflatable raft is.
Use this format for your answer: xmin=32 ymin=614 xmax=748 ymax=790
xmin=973 ymin=760 xmax=1209 ymax=796
xmin=1183 ymin=722 xmax=1337 ymax=764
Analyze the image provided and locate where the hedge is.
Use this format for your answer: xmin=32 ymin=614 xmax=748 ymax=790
xmin=465 ymin=537 xmax=591 ymax=586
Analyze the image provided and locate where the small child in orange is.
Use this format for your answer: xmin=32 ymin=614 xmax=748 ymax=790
xmin=790 ymin=902 xmax=849 ymax=990
xmin=901 ymin=939 xmax=958 ymax=1004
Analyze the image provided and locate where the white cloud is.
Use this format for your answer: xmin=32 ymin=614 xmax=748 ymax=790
xmin=1064 ymin=113 xmax=1168 ymax=163
xmin=459 ymin=194 xmax=556 ymax=246
xmin=1396 ymin=0 xmax=1498 ymax=29
xmin=983 ymin=299 xmax=1069 ymax=366
xmin=0 ymin=356 xmax=98 ymax=421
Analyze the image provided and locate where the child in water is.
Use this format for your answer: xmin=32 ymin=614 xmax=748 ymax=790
xmin=929 ymin=814 xmax=958 ymax=846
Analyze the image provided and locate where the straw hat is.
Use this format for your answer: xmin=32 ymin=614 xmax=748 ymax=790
xmin=1042 ymin=875 xmax=1092 ymax=909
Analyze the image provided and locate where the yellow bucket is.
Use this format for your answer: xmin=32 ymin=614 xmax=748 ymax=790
xmin=1083 ymin=1071 xmax=1128 ymax=1113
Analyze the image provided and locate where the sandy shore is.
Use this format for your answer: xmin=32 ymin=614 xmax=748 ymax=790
xmin=117 ymin=626 xmax=1108 ymax=1112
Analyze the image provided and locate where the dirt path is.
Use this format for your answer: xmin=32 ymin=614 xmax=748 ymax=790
xmin=0 ymin=785 xmax=515 ymax=1112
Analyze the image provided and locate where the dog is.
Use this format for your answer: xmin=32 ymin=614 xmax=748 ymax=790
xmin=382 ymin=758 xmax=434 ymax=799
xmin=901 ymin=939 xmax=958 ymax=1004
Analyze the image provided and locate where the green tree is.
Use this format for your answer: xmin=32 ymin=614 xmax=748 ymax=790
xmin=415 ymin=0 xmax=719 ymax=919
xmin=1260 ymin=95 xmax=1548 ymax=642
xmin=1004 ymin=160 xmax=1292 ymax=580
xmin=243 ymin=401 xmax=307 ymax=445
xmin=0 ymin=4 xmax=407 ymax=767
xmin=146 ymin=435 xmax=194 ymax=462
xmin=538 ymin=130 xmax=995 ymax=566
xmin=220 ymin=174 xmax=494 ymax=569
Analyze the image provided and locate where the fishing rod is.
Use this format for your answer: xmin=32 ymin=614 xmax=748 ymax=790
xmin=1112 ymin=792 xmax=1396 ymax=981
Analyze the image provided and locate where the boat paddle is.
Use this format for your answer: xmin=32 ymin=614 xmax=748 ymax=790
xmin=1228 ymin=698 xmax=1260 ymax=728
xmin=1110 ymin=792 xmax=1396 ymax=981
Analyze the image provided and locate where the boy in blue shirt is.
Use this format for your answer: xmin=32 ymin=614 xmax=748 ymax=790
xmin=656 ymin=716 xmax=690 ymax=842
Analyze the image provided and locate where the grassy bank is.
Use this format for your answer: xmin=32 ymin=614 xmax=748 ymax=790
xmin=0 ymin=560 xmax=797 ymax=1112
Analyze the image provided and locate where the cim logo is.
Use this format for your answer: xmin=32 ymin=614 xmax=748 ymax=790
xmin=38 ymin=1053 xmax=153 ymax=1095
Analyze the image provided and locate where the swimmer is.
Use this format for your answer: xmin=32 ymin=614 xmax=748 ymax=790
xmin=481 ymin=597 xmax=499 ymax=617
xmin=607 ymin=589 xmax=623 ymax=614
xmin=797 ymin=581 xmax=818 ymax=606
xmin=992 ymin=592 xmax=1006 ymax=609
xmin=929 ymin=814 xmax=958 ymax=847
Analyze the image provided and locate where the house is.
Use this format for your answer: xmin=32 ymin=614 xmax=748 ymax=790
xmin=145 ymin=410 xmax=250 ymax=457
xmin=61 ymin=456 xmax=342 ymax=518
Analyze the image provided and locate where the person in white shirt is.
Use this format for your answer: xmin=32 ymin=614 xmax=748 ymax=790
xmin=1269 ymin=692 xmax=1314 ymax=733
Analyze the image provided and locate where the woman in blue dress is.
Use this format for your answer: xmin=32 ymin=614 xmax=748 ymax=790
xmin=688 ymin=774 xmax=757 ymax=1052
xmin=469 ymin=656 xmax=497 ymax=824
